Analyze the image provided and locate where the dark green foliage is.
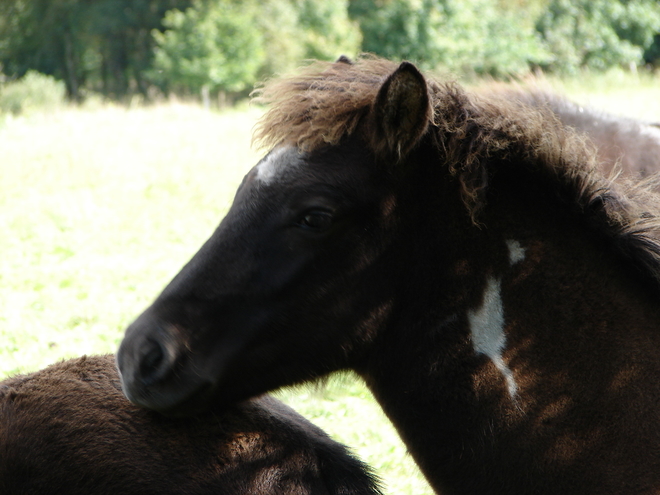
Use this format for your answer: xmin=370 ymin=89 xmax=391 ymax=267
xmin=0 ymin=0 xmax=193 ymax=100
xmin=0 ymin=70 xmax=65 ymax=114
xmin=536 ymin=0 xmax=660 ymax=72
xmin=644 ymin=34 xmax=660 ymax=66
xmin=348 ymin=0 xmax=549 ymax=76
xmin=150 ymin=1 xmax=265 ymax=96
xmin=84 ymin=0 xmax=195 ymax=98
xmin=0 ymin=0 xmax=89 ymax=100
xmin=1 ymin=0 xmax=658 ymax=103
xmin=348 ymin=0 xmax=424 ymax=64
xmin=149 ymin=0 xmax=360 ymax=101
xmin=295 ymin=0 xmax=361 ymax=61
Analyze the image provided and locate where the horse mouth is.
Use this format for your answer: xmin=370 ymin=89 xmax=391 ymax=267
xmin=118 ymin=359 xmax=216 ymax=417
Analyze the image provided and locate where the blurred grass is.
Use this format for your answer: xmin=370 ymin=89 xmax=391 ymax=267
xmin=1 ymin=70 xmax=659 ymax=494
xmin=1 ymin=103 xmax=262 ymax=376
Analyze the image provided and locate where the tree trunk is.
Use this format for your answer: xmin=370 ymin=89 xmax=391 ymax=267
xmin=63 ymin=28 xmax=80 ymax=101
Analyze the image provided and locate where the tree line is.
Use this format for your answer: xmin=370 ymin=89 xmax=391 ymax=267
xmin=1 ymin=0 xmax=659 ymax=103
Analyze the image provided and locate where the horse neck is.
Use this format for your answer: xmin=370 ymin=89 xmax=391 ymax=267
xmin=357 ymin=166 xmax=660 ymax=494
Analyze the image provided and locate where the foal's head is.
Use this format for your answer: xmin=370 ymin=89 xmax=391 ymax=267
xmin=118 ymin=59 xmax=435 ymax=415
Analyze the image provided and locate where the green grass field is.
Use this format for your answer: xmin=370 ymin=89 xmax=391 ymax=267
xmin=1 ymin=69 xmax=659 ymax=494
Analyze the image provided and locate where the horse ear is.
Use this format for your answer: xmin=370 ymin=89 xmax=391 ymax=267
xmin=369 ymin=61 xmax=431 ymax=159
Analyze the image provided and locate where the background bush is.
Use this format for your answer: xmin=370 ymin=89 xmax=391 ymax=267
xmin=348 ymin=0 xmax=550 ymax=76
xmin=149 ymin=0 xmax=360 ymax=103
xmin=150 ymin=1 xmax=266 ymax=99
xmin=0 ymin=70 xmax=66 ymax=114
xmin=536 ymin=0 xmax=660 ymax=73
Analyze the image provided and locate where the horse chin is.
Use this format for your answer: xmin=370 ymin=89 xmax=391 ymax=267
xmin=155 ymin=381 xmax=261 ymax=418
xmin=121 ymin=374 xmax=217 ymax=418
xmin=153 ymin=385 xmax=218 ymax=418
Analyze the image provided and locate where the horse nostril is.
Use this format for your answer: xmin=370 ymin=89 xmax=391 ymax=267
xmin=138 ymin=339 xmax=171 ymax=386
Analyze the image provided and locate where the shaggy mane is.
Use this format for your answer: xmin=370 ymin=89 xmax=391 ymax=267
xmin=253 ymin=57 xmax=402 ymax=152
xmin=252 ymin=56 xmax=660 ymax=286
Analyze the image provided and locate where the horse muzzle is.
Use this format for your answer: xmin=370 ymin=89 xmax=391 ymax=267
xmin=116 ymin=314 xmax=214 ymax=416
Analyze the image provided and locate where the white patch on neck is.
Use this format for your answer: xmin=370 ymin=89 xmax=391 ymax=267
xmin=468 ymin=276 xmax=518 ymax=398
xmin=506 ymin=239 xmax=526 ymax=266
xmin=255 ymin=146 xmax=296 ymax=185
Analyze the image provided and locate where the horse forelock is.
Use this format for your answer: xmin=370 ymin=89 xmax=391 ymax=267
xmin=251 ymin=56 xmax=660 ymax=288
xmin=252 ymin=57 xmax=398 ymax=152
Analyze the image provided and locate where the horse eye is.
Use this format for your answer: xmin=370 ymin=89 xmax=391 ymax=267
xmin=297 ymin=211 xmax=333 ymax=231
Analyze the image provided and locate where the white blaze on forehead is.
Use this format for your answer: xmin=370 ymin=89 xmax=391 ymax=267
xmin=468 ymin=276 xmax=518 ymax=398
xmin=255 ymin=146 xmax=297 ymax=185
xmin=506 ymin=239 xmax=526 ymax=266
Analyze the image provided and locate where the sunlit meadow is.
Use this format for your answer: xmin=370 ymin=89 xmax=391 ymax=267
xmin=1 ymin=69 xmax=659 ymax=494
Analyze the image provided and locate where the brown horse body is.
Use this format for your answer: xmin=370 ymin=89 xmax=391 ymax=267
xmin=118 ymin=58 xmax=660 ymax=494
xmin=0 ymin=355 xmax=381 ymax=495
xmin=487 ymin=86 xmax=660 ymax=180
